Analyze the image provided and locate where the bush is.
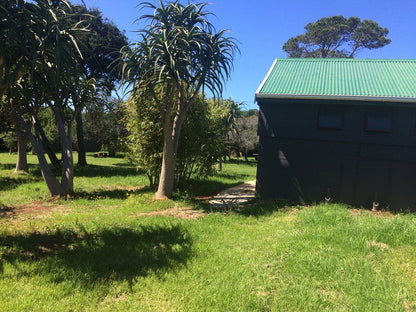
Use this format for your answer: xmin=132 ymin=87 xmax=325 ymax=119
xmin=124 ymin=93 xmax=226 ymax=189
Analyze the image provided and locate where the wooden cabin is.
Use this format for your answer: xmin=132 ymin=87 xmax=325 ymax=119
xmin=255 ymin=59 xmax=416 ymax=211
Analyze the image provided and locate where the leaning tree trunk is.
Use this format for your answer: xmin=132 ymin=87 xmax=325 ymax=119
xmin=53 ymin=106 xmax=74 ymax=196
xmin=76 ymin=112 xmax=87 ymax=166
xmin=33 ymin=116 xmax=61 ymax=166
xmin=12 ymin=111 xmax=28 ymax=173
xmin=60 ymin=124 xmax=74 ymax=196
xmin=18 ymin=114 xmax=63 ymax=196
xmin=15 ymin=129 xmax=28 ymax=173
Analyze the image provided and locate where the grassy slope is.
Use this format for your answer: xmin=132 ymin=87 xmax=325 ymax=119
xmin=1 ymin=153 xmax=416 ymax=311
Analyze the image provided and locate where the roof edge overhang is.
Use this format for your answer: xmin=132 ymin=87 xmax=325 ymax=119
xmin=255 ymin=93 xmax=416 ymax=104
xmin=255 ymin=59 xmax=278 ymax=94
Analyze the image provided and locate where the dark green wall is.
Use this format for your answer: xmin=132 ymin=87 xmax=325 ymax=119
xmin=256 ymin=99 xmax=416 ymax=211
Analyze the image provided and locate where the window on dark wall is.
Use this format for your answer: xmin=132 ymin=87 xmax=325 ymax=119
xmin=365 ymin=109 xmax=392 ymax=132
xmin=318 ymin=106 xmax=344 ymax=129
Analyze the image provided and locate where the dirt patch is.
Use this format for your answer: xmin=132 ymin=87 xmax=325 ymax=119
xmin=132 ymin=205 xmax=205 ymax=220
xmin=194 ymin=196 xmax=213 ymax=201
xmin=0 ymin=201 xmax=68 ymax=219
xmin=101 ymin=185 xmax=144 ymax=192
xmin=285 ymin=208 xmax=300 ymax=215
xmin=367 ymin=240 xmax=389 ymax=250
xmin=349 ymin=208 xmax=395 ymax=218
xmin=404 ymin=300 xmax=416 ymax=312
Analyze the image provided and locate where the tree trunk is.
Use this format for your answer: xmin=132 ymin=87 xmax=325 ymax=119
xmin=53 ymin=106 xmax=74 ymax=197
xmin=76 ymin=112 xmax=87 ymax=166
xmin=108 ymin=149 xmax=116 ymax=157
xmin=216 ymin=157 xmax=222 ymax=172
xmin=12 ymin=112 xmax=28 ymax=173
xmin=0 ymin=82 xmax=7 ymax=99
xmin=156 ymin=114 xmax=176 ymax=199
xmin=60 ymin=123 xmax=74 ymax=196
xmin=19 ymin=114 xmax=63 ymax=196
xmin=33 ymin=116 xmax=60 ymax=166
xmin=15 ymin=129 xmax=28 ymax=173
xmin=155 ymin=83 xmax=190 ymax=199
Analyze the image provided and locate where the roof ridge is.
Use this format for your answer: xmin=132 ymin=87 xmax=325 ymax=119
xmin=276 ymin=58 xmax=416 ymax=62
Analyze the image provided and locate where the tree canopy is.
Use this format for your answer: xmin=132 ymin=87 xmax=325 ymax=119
xmin=1 ymin=0 xmax=127 ymax=197
xmin=283 ymin=16 xmax=391 ymax=58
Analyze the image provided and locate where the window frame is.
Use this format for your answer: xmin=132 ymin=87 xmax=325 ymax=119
xmin=364 ymin=108 xmax=393 ymax=133
xmin=317 ymin=105 xmax=345 ymax=130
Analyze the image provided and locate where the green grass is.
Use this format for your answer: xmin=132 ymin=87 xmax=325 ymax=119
xmin=1 ymin=153 xmax=416 ymax=311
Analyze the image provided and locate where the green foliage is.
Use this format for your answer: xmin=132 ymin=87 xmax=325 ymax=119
xmin=122 ymin=1 xmax=238 ymax=98
xmin=228 ymin=112 xmax=259 ymax=159
xmin=124 ymin=93 xmax=162 ymax=187
xmin=79 ymin=96 xmax=127 ymax=155
xmin=1 ymin=0 xmax=128 ymax=196
xmin=125 ymin=94 xmax=229 ymax=189
xmin=38 ymin=108 xmax=60 ymax=151
xmin=71 ymin=5 xmax=128 ymax=89
xmin=208 ymin=98 xmax=243 ymax=158
xmin=283 ymin=15 xmax=391 ymax=58
xmin=0 ymin=132 xmax=17 ymax=153
xmin=175 ymin=97 xmax=225 ymax=189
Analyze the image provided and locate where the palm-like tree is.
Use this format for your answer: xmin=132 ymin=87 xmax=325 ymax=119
xmin=0 ymin=0 xmax=34 ymax=97
xmin=123 ymin=1 xmax=238 ymax=199
xmin=4 ymin=0 xmax=87 ymax=196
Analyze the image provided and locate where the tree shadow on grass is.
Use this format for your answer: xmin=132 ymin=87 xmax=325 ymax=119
xmin=229 ymin=198 xmax=301 ymax=217
xmin=74 ymin=164 xmax=138 ymax=178
xmin=112 ymin=162 xmax=137 ymax=167
xmin=0 ymin=175 xmax=43 ymax=191
xmin=0 ymin=163 xmax=43 ymax=173
xmin=188 ymin=197 xmax=301 ymax=218
xmin=214 ymin=172 xmax=254 ymax=181
xmin=74 ymin=186 xmax=153 ymax=200
xmin=224 ymin=159 xmax=257 ymax=167
xmin=0 ymin=163 xmax=17 ymax=170
xmin=185 ymin=180 xmax=248 ymax=198
xmin=0 ymin=224 xmax=192 ymax=289
xmin=0 ymin=205 xmax=15 ymax=218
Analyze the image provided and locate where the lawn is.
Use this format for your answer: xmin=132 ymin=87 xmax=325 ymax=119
xmin=1 ymin=153 xmax=416 ymax=311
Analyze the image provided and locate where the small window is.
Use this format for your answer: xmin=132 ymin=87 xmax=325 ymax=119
xmin=318 ymin=106 xmax=344 ymax=129
xmin=365 ymin=109 xmax=392 ymax=132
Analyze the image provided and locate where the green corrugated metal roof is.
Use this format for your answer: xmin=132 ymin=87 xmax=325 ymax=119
xmin=256 ymin=59 xmax=416 ymax=102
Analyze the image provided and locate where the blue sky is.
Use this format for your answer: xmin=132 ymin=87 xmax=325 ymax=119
xmin=80 ymin=0 xmax=416 ymax=109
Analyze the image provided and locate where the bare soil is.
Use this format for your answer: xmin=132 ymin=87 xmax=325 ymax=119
xmin=132 ymin=205 xmax=206 ymax=220
xmin=0 ymin=201 xmax=68 ymax=219
xmin=348 ymin=208 xmax=395 ymax=218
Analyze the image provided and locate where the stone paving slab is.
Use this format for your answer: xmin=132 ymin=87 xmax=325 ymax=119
xmin=209 ymin=180 xmax=256 ymax=208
